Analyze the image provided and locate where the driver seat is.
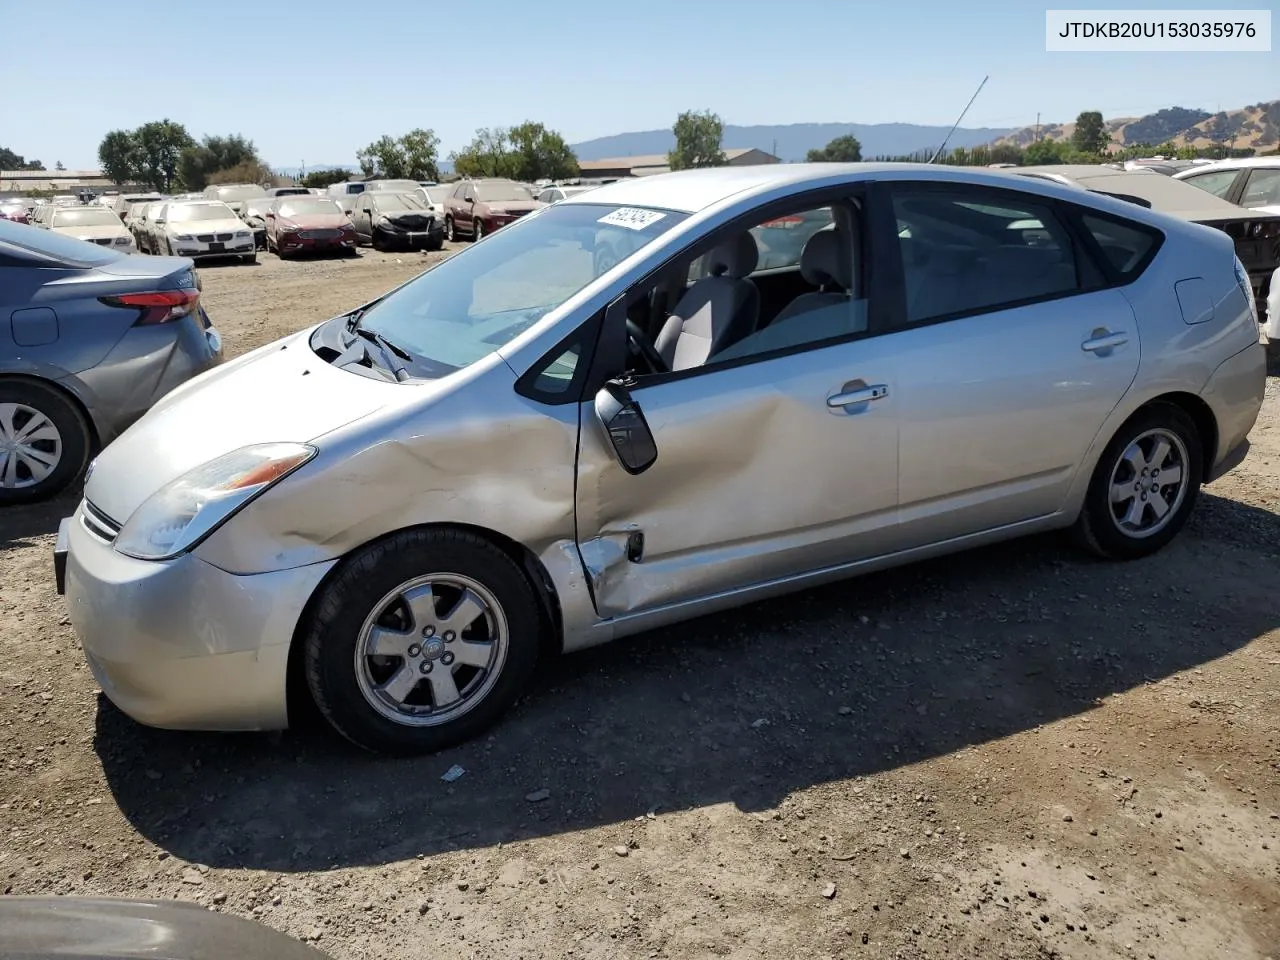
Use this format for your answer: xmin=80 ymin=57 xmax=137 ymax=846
xmin=655 ymin=233 xmax=760 ymax=371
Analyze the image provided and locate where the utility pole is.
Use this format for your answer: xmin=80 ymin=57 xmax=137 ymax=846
xmin=1035 ymin=112 xmax=1040 ymax=141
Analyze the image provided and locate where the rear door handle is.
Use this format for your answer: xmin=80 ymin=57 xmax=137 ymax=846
xmin=827 ymin=384 xmax=889 ymax=408
xmin=1081 ymin=331 xmax=1129 ymax=353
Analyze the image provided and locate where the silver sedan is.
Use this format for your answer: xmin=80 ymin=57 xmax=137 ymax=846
xmin=57 ymin=163 xmax=1266 ymax=754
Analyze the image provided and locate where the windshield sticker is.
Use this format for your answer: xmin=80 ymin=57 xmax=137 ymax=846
xmin=598 ymin=207 xmax=666 ymax=231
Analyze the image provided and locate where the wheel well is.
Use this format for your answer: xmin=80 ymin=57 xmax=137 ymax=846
xmin=284 ymin=522 xmax=565 ymax=726
xmin=0 ymin=373 xmax=101 ymax=451
xmin=1138 ymin=391 xmax=1218 ymax=478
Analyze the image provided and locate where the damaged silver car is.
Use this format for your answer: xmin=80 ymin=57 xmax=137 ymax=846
xmin=56 ymin=164 xmax=1266 ymax=754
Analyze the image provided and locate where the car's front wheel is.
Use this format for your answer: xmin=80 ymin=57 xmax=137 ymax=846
xmin=473 ymin=218 xmax=484 ymax=242
xmin=445 ymin=216 xmax=456 ymax=242
xmin=1073 ymin=402 xmax=1203 ymax=560
xmin=0 ymin=379 xmax=92 ymax=506
xmin=304 ymin=528 xmax=543 ymax=754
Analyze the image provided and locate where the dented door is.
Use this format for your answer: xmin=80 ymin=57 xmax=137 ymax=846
xmin=574 ymin=338 xmax=901 ymax=619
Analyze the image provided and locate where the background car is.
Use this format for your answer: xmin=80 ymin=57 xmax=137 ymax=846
xmin=240 ymin=197 xmax=273 ymax=249
xmin=443 ymin=177 xmax=543 ymax=241
xmin=0 ymin=896 xmax=334 ymax=960
xmin=109 ymin=193 xmax=161 ymax=222
xmin=265 ymin=195 xmax=357 ymax=257
xmin=130 ymin=200 xmax=168 ymax=253
xmin=0 ymin=199 xmax=30 ymax=223
xmin=363 ymin=178 xmax=424 ymax=195
xmin=1174 ymin=157 xmax=1280 ymax=218
xmin=412 ymin=183 xmax=452 ymax=221
xmin=536 ymin=184 xmax=599 ymax=204
xmin=0 ymin=220 xmax=222 ymax=503
xmin=153 ymin=200 xmax=257 ymax=263
xmin=202 ymin=182 xmax=268 ymax=216
xmin=349 ymin=191 xmax=441 ymax=250
xmin=46 ymin=205 xmax=136 ymax=252
xmin=265 ymin=185 xmax=311 ymax=197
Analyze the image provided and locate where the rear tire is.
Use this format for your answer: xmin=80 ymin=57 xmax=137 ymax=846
xmin=303 ymin=528 xmax=543 ymax=755
xmin=1073 ymin=403 xmax=1203 ymax=560
xmin=0 ymin=379 xmax=92 ymax=506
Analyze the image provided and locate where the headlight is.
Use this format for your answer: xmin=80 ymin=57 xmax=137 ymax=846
xmin=113 ymin=236 xmax=132 ymax=245
xmin=114 ymin=443 xmax=316 ymax=560
xmin=176 ymin=234 xmax=194 ymax=241
xmin=234 ymin=230 xmax=251 ymax=239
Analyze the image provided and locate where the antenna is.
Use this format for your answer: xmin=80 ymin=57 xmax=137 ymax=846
xmin=928 ymin=75 xmax=990 ymax=164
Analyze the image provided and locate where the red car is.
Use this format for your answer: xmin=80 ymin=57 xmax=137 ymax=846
xmin=0 ymin=200 xmax=30 ymax=224
xmin=264 ymin=196 xmax=358 ymax=258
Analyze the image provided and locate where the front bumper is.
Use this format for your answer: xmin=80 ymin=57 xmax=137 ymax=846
xmin=276 ymin=232 xmax=357 ymax=253
xmin=57 ymin=506 xmax=336 ymax=731
xmin=172 ymin=237 xmax=256 ymax=258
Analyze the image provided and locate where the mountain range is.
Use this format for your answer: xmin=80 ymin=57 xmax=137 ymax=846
xmin=995 ymin=100 xmax=1279 ymax=152
xmin=569 ymin=122 xmax=1015 ymax=162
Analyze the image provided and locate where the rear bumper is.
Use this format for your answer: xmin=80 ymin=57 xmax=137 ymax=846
xmin=1200 ymin=340 xmax=1266 ymax=481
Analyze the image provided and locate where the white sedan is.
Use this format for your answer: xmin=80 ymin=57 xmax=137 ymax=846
xmin=46 ymin=206 xmax=135 ymax=252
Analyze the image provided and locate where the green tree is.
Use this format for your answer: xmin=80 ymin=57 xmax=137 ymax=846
xmin=1023 ymin=139 xmax=1065 ymax=165
xmin=989 ymin=143 xmax=1023 ymax=165
xmin=450 ymin=128 xmax=520 ymax=179
xmin=178 ymin=134 xmax=260 ymax=190
xmin=1071 ymin=111 xmax=1110 ymax=156
xmin=206 ymin=159 xmax=274 ymax=186
xmin=134 ymin=119 xmax=195 ymax=191
xmin=357 ymin=128 xmax=441 ymax=181
xmin=300 ymin=167 xmax=354 ymax=189
xmin=668 ymin=110 xmax=726 ymax=170
xmin=0 ymin=147 xmax=43 ymax=170
xmin=806 ymin=134 xmax=862 ymax=162
xmin=506 ymin=121 xmax=579 ymax=180
xmin=98 ymin=130 xmax=140 ymax=184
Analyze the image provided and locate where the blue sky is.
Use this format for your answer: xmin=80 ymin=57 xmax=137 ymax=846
xmin=3 ymin=0 xmax=1275 ymax=169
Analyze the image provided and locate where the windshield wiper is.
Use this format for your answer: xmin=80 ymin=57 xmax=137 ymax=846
xmin=352 ymin=325 xmax=413 ymax=363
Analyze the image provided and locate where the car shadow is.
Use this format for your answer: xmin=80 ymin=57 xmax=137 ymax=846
xmin=93 ymin=490 xmax=1280 ymax=872
xmin=0 ymin=488 xmax=80 ymax=552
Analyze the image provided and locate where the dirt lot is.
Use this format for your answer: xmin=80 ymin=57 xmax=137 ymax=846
xmin=2 ymin=247 xmax=1277 ymax=960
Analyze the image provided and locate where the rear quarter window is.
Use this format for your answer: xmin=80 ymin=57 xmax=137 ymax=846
xmin=1077 ymin=212 xmax=1163 ymax=279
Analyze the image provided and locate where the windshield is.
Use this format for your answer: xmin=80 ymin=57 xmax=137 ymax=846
xmin=0 ymin=218 xmax=121 ymax=266
xmin=477 ymin=182 xmax=533 ymax=203
xmin=367 ymin=180 xmax=421 ymax=192
xmin=169 ymin=203 xmax=235 ymax=222
xmin=355 ymin=202 xmax=687 ymax=374
xmin=51 ymin=208 xmax=121 ymax=227
xmin=279 ymin=198 xmax=342 ymax=217
xmin=243 ymin=202 xmax=270 ymax=217
xmin=374 ymin=194 xmax=426 ymax=212
xmin=213 ymin=185 xmax=267 ymax=201
xmin=425 ymin=186 xmax=452 ymax=204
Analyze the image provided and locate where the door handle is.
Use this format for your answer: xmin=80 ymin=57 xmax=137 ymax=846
xmin=1081 ymin=331 xmax=1129 ymax=353
xmin=827 ymin=384 xmax=889 ymax=408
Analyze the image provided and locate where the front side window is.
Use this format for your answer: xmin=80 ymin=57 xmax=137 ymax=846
xmin=1240 ymin=169 xmax=1280 ymax=208
xmin=1180 ymin=168 xmax=1242 ymax=199
xmin=353 ymin=202 xmax=687 ymax=375
xmin=892 ymin=187 xmax=1079 ymax=324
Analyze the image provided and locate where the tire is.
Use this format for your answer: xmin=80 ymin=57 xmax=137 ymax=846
xmin=0 ymin=379 xmax=92 ymax=506
xmin=1073 ymin=402 xmax=1203 ymax=560
xmin=241 ymin=253 xmax=256 ymax=265
xmin=371 ymin=229 xmax=386 ymax=252
xmin=445 ymin=216 xmax=456 ymax=242
xmin=426 ymin=236 xmax=444 ymax=252
xmin=472 ymin=218 xmax=483 ymax=242
xmin=304 ymin=528 xmax=543 ymax=755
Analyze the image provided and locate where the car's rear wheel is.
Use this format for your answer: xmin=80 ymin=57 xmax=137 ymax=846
xmin=1073 ymin=403 xmax=1202 ymax=560
xmin=304 ymin=528 xmax=542 ymax=754
xmin=0 ymin=380 xmax=92 ymax=506
xmin=445 ymin=216 xmax=456 ymax=242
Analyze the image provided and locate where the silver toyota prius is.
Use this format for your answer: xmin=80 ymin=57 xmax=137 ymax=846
xmin=55 ymin=164 xmax=1267 ymax=754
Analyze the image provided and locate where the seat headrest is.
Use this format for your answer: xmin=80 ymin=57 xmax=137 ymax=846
xmin=706 ymin=232 xmax=759 ymax=279
xmin=799 ymin=229 xmax=850 ymax=290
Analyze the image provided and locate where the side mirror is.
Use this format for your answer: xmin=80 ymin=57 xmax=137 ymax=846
xmin=265 ymin=211 xmax=275 ymax=218
xmin=594 ymin=381 xmax=657 ymax=475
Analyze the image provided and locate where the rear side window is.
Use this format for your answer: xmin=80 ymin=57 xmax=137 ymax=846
xmin=1079 ymin=213 xmax=1160 ymax=277
xmin=891 ymin=186 xmax=1080 ymax=324
xmin=1240 ymin=169 xmax=1280 ymax=208
xmin=1180 ymin=169 xmax=1241 ymax=200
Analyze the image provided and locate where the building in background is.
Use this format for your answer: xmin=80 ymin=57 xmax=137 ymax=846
xmin=577 ymin=147 xmax=780 ymax=180
xmin=0 ymin=168 xmax=147 ymax=199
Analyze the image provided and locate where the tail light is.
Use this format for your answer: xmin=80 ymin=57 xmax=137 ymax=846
xmin=99 ymin=289 xmax=199 ymax=325
xmin=759 ymin=215 xmax=805 ymax=228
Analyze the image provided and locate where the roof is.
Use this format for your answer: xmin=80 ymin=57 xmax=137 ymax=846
xmin=0 ymin=169 xmax=105 ymax=180
xmin=1016 ymin=164 xmax=1259 ymax=222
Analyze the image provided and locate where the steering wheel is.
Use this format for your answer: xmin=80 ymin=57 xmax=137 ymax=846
xmin=626 ymin=318 xmax=668 ymax=374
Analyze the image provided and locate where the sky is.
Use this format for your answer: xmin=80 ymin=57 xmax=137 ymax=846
xmin=2 ymin=0 xmax=1276 ymax=170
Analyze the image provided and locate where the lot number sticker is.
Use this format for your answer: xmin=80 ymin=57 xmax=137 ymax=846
xmin=598 ymin=208 xmax=666 ymax=230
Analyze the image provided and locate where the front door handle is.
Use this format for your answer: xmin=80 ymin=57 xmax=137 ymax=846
xmin=1081 ymin=330 xmax=1129 ymax=353
xmin=827 ymin=383 xmax=889 ymax=408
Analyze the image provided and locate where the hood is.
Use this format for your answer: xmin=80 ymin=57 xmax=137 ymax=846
xmin=278 ymin=213 xmax=350 ymax=229
xmin=165 ymin=217 xmax=246 ymax=235
xmin=53 ymin=224 xmax=130 ymax=241
xmin=85 ymin=327 xmax=394 ymax=524
xmin=487 ymin=201 xmax=541 ymax=215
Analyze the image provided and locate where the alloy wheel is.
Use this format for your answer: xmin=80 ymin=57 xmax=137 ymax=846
xmin=0 ymin=402 xmax=63 ymax=489
xmin=1107 ymin=427 xmax=1190 ymax=539
xmin=354 ymin=573 xmax=509 ymax=726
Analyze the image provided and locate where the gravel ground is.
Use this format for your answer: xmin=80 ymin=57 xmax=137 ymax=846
xmin=1 ymin=246 xmax=1277 ymax=960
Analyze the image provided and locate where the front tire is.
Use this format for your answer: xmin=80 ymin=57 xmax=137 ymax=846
xmin=445 ymin=216 xmax=456 ymax=242
xmin=472 ymin=218 xmax=483 ymax=242
xmin=240 ymin=253 xmax=256 ymax=265
xmin=1073 ymin=403 xmax=1202 ymax=560
xmin=0 ymin=380 xmax=92 ymax=505
xmin=304 ymin=528 xmax=543 ymax=755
